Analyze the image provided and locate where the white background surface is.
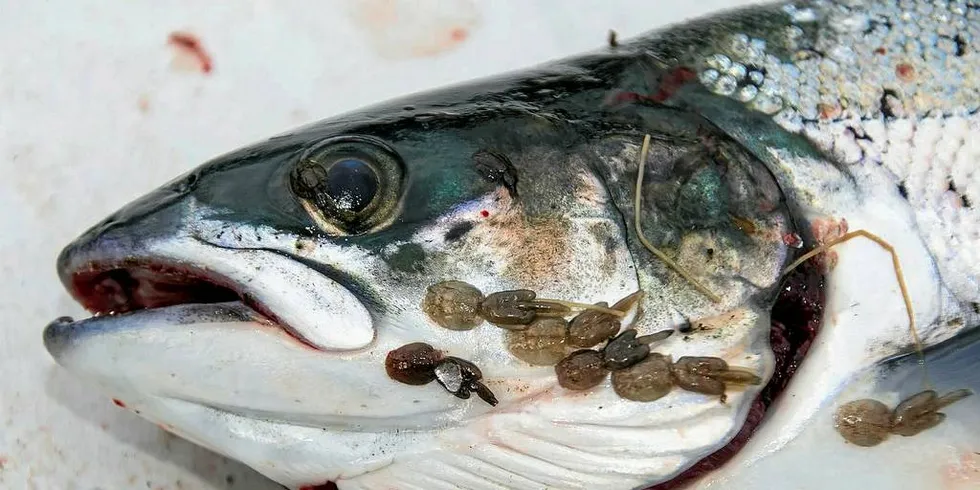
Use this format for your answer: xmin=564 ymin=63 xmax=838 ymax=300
xmin=0 ymin=1 xmax=757 ymax=488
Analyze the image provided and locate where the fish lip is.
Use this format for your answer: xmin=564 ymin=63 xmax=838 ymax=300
xmin=53 ymin=254 xmax=313 ymax=347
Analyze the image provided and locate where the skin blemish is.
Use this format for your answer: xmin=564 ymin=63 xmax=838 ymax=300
xmin=444 ymin=221 xmax=474 ymax=242
xmin=818 ymin=102 xmax=842 ymax=120
xmin=730 ymin=215 xmax=758 ymax=234
xmin=388 ymin=243 xmax=426 ymax=273
xmin=782 ymin=232 xmax=803 ymax=248
xmin=607 ymin=91 xmax=651 ymax=105
xmin=895 ymin=62 xmax=916 ymax=82
xmin=652 ymin=67 xmax=697 ymax=103
xmin=943 ymin=452 xmax=980 ymax=488
xmin=299 ymin=484 xmax=338 ymax=490
xmin=483 ymin=211 xmax=573 ymax=285
xmin=605 ymin=67 xmax=696 ymax=106
xmin=588 ymin=221 xmax=619 ymax=275
xmin=137 ymin=94 xmax=150 ymax=114
xmin=880 ymin=88 xmax=902 ymax=118
xmin=808 ymin=217 xmax=849 ymax=271
xmin=294 ymin=238 xmax=316 ymax=255
xmin=449 ymin=27 xmax=468 ymax=42
xmin=168 ymin=31 xmax=213 ymax=74
xmin=112 ymin=399 xmax=126 ymax=408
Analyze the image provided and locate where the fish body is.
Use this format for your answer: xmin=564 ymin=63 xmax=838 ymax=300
xmin=44 ymin=1 xmax=979 ymax=489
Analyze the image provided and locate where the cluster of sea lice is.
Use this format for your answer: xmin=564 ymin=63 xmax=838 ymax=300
xmin=561 ymin=340 xmax=763 ymax=403
xmin=385 ymin=342 xmax=498 ymax=406
xmin=834 ymin=389 xmax=973 ymax=447
xmin=422 ymin=280 xmax=627 ymax=332
xmin=420 ymin=279 xmax=763 ymax=403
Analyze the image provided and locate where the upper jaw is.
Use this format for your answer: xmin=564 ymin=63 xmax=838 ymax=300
xmin=52 ymin=197 xmax=376 ymax=352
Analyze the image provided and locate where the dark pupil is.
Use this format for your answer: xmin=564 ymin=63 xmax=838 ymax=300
xmin=325 ymin=158 xmax=378 ymax=213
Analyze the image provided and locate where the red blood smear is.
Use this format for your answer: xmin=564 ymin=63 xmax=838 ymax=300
xmin=299 ymin=484 xmax=338 ymax=490
xmin=606 ymin=67 xmax=697 ymax=107
xmin=168 ymin=32 xmax=213 ymax=74
xmin=647 ymin=261 xmax=824 ymax=490
xmin=895 ymin=63 xmax=915 ymax=81
xmin=450 ymin=28 xmax=468 ymax=42
xmin=651 ymin=67 xmax=697 ymax=102
xmin=610 ymin=91 xmax=654 ymax=104
xmin=112 ymin=399 xmax=126 ymax=408
xmin=480 ymin=210 xmax=490 ymax=217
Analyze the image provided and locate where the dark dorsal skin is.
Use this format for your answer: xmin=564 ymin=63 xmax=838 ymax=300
xmin=60 ymin=18 xmax=797 ymax=316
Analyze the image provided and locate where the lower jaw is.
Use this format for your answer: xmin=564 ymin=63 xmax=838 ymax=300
xmin=71 ymin=260 xmax=824 ymax=490
xmin=647 ymin=260 xmax=825 ymax=490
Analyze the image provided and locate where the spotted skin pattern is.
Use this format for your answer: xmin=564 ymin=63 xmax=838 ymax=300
xmin=689 ymin=0 xmax=979 ymax=307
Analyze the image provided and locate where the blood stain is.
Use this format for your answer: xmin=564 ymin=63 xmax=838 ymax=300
xmin=817 ymin=102 xmax=842 ymax=120
xmin=112 ymin=398 xmax=126 ymax=408
xmin=349 ymin=0 xmax=480 ymax=59
xmin=895 ymin=63 xmax=915 ymax=82
xmin=137 ymin=94 xmax=150 ymax=114
xmin=782 ymin=233 xmax=803 ymax=249
xmin=168 ymin=31 xmax=213 ymax=74
xmin=480 ymin=210 xmax=490 ymax=218
xmin=809 ymin=217 xmax=848 ymax=271
xmin=299 ymin=484 xmax=338 ymax=490
xmin=450 ymin=27 xmax=468 ymax=42
xmin=651 ymin=66 xmax=697 ymax=102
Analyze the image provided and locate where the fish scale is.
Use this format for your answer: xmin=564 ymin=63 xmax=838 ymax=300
xmin=689 ymin=0 xmax=980 ymax=307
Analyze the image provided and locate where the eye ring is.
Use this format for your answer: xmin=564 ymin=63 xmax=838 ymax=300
xmin=290 ymin=136 xmax=404 ymax=236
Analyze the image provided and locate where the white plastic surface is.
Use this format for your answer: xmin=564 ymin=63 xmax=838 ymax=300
xmin=0 ymin=1 xmax=755 ymax=489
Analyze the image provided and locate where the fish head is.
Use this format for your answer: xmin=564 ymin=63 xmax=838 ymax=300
xmin=47 ymin=57 xmax=736 ymax=486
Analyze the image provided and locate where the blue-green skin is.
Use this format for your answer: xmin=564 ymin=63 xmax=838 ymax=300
xmin=58 ymin=9 xmax=807 ymax=311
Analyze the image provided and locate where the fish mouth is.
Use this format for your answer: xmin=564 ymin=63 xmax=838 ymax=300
xmin=61 ymin=259 xmax=292 ymax=341
xmin=44 ymin=244 xmax=459 ymax=428
xmin=65 ymin=260 xmax=242 ymax=320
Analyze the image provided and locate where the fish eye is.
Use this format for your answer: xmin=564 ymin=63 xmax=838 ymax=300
xmin=290 ymin=136 xmax=404 ymax=235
